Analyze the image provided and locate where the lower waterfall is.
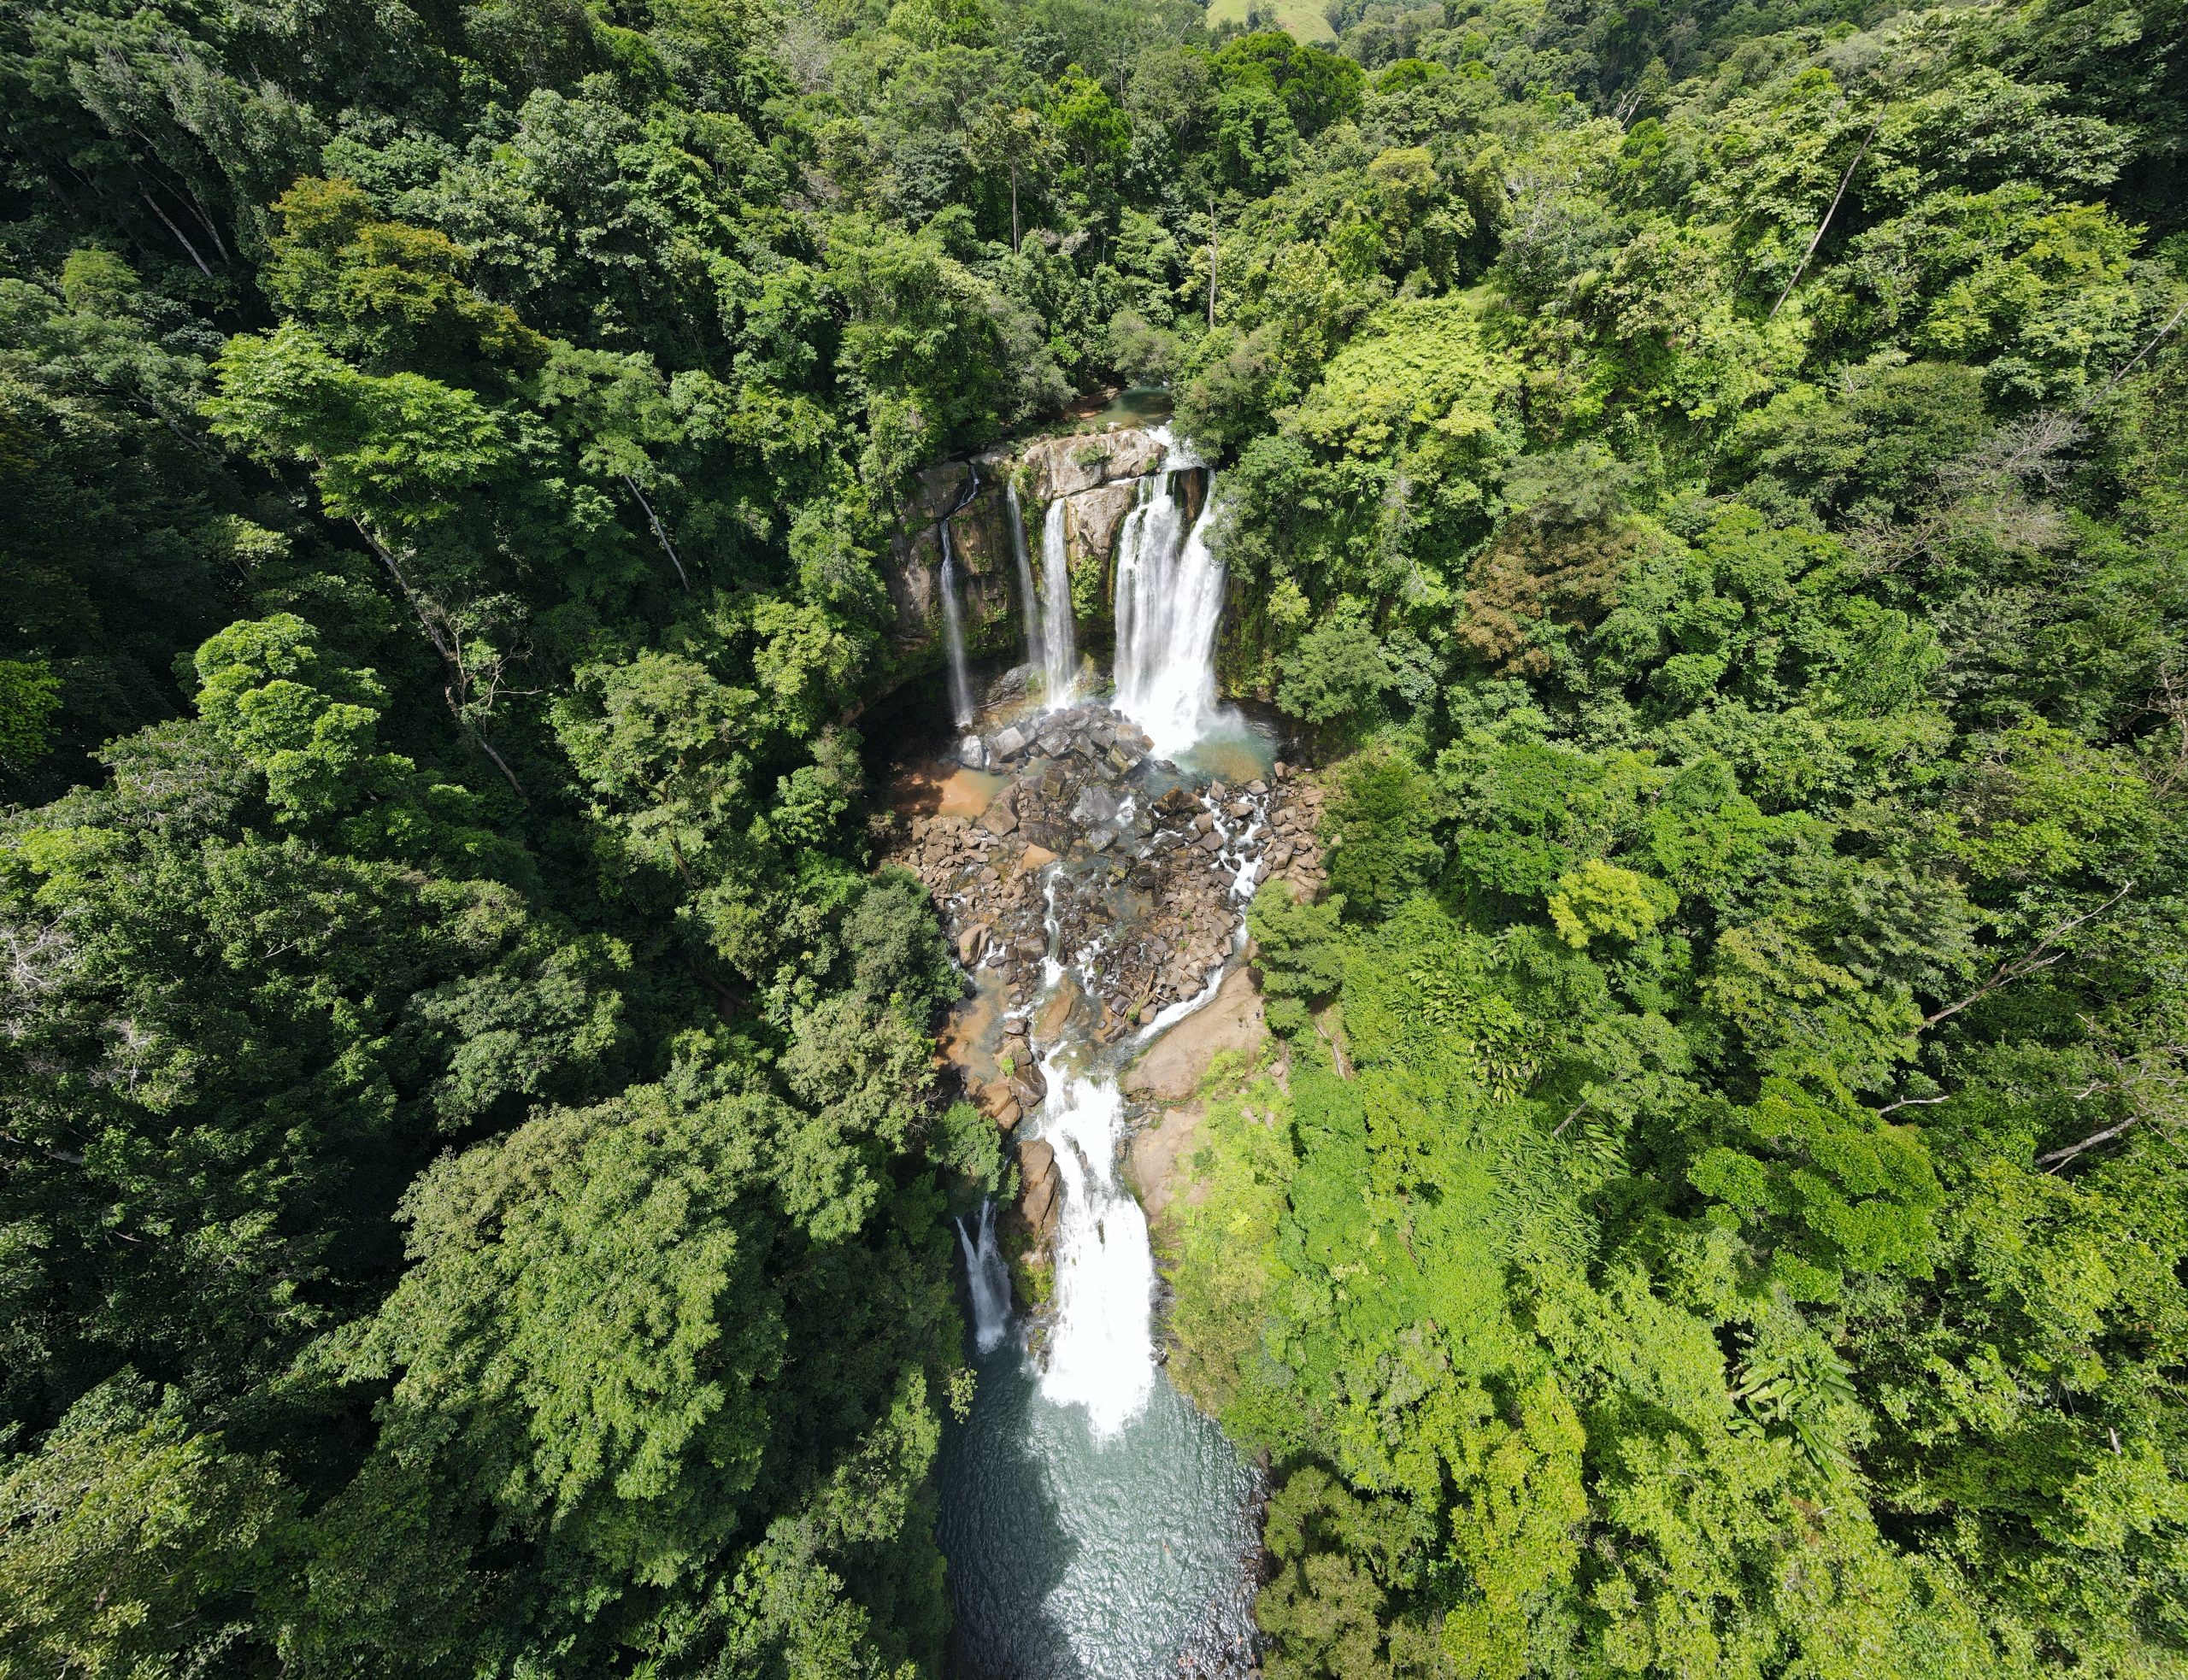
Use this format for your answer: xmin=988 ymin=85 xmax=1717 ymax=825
xmin=932 ymin=700 xmax=1278 ymax=1678
xmin=1033 ymin=1065 xmax=1155 ymax=1436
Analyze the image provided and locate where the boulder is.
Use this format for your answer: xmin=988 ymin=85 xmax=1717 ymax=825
xmin=958 ymin=924 xmax=990 ymax=965
xmin=979 ymin=791 xmax=1019 ymax=837
xmin=1020 ymin=1139 xmax=1061 ymax=1233
xmin=1020 ymin=428 xmax=1166 ymax=500
xmin=1070 ymin=784 xmax=1121 ymax=826
xmin=958 ymin=735 xmax=988 ymax=769
xmin=989 ymin=722 xmax=1032 ymax=761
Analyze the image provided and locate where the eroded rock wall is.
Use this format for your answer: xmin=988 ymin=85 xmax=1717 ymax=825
xmin=884 ymin=426 xmax=1196 ymax=681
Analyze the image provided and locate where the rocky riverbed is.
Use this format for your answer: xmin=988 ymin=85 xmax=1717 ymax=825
xmin=887 ymin=701 xmax=1326 ymax=1250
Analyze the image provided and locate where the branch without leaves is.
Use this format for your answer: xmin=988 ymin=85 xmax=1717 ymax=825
xmin=2036 ymin=1033 xmax=2188 ymax=1171
xmin=2072 ymin=297 xmax=2188 ymax=424
xmin=1770 ymin=114 xmax=1883 ymax=321
xmin=350 ymin=520 xmax=526 ymax=799
xmin=138 ymin=187 xmax=212 ymax=277
xmin=1922 ymin=882 xmax=2133 ymax=1030
xmin=623 ymin=476 xmax=691 ymax=592
xmin=1875 ymin=1095 xmax=1950 ymax=1115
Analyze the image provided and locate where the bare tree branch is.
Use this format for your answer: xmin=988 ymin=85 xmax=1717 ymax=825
xmin=1923 ymin=882 xmax=2134 ymax=1030
xmin=1770 ymin=114 xmax=1883 ymax=321
xmin=623 ymin=475 xmax=691 ymax=592
xmin=137 ymin=187 xmax=212 ymax=276
xmin=2073 ymin=297 xmax=2188 ymax=424
xmin=1876 ymin=1095 xmax=1950 ymax=1115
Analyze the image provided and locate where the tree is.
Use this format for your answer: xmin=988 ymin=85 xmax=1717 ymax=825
xmin=0 ymin=1376 xmax=294 ymax=1678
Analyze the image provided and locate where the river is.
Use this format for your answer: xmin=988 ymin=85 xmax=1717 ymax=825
xmin=908 ymin=433 xmax=1281 ymax=1677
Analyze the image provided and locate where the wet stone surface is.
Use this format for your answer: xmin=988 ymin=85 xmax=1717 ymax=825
xmin=890 ymin=703 xmax=1327 ymax=1060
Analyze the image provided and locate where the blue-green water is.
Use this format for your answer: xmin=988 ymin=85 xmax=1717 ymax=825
xmin=937 ymin=1333 xmax=1262 ymax=1679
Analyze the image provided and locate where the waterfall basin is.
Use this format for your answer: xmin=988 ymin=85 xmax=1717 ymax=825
xmin=938 ymin=1334 xmax=1262 ymax=1680
xmin=939 ymin=1065 xmax=1262 ymax=1680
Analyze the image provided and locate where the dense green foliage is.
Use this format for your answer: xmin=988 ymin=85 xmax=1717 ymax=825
xmin=1156 ymin=2 xmax=2188 ymax=1674
xmin=1 ymin=0 xmax=2185 ymax=1673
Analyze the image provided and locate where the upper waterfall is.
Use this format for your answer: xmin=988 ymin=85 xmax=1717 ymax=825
xmin=1006 ymin=480 xmax=1044 ymax=679
xmin=938 ymin=496 xmax=975 ymax=728
xmin=1039 ymin=496 xmax=1077 ymax=708
xmin=1113 ymin=428 xmax=1226 ymax=758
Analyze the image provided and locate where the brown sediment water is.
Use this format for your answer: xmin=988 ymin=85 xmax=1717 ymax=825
xmin=936 ymin=766 xmax=1010 ymax=819
xmin=888 ymin=760 xmax=1009 ymax=822
xmin=938 ymin=972 xmax=1010 ymax=1089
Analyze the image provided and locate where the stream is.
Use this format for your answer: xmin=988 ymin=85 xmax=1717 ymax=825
xmin=909 ymin=430 xmax=1285 ymax=1677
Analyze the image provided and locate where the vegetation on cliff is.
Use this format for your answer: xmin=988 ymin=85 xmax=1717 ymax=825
xmin=0 ymin=0 xmax=2184 ymax=1674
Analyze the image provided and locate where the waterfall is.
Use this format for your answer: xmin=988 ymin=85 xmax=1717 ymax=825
xmin=938 ymin=513 xmax=975 ymax=728
xmin=1034 ymin=1060 xmax=1156 ymax=1437
xmin=1114 ymin=431 xmax=1226 ymax=757
xmin=1007 ymin=481 xmax=1044 ymax=678
xmin=956 ymin=1198 xmax=1012 ymax=1355
xmin=1039 ymin=497 xmax=1078 ymax=708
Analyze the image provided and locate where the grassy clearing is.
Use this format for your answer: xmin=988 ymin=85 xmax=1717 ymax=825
xmin=1203 ymin=0 xmax=1338 ymax=42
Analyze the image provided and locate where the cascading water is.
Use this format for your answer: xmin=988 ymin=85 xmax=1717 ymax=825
xmin=1035 ymin=1065 xmax=1155 ymax=1436
xmin=1039 ymin=496 xmax=1078 ymax=707
xmin=940 ymin=843 xmax=1263 ymax=1679
xmin=956 ymin=1198 xmax=1012 ymax=1355
xmin=938 ymin=499 xmax=976 ymax=728
xmin=1007 ymin=480 xmax=1045 ymax=678
xmin=937 ymin=426 xmax=1283 ymax=1678
xmin=1113 ymin=429 xmax=1229 ymax=757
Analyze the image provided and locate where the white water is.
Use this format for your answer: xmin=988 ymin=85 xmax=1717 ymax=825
xmin=938 ymin=517 xmax=974 ymax=727
xmin=1007 ymin=480 xmax=1045 ymax=678
xmin=941 ymin=725 xmax=1268 ymax=1678
xmin=1040 ymin=496 xmax=1078 ymax=708
xmin=1033 ymin=1061 xmax=1156 ymax=1437
xmin=956 ymin=1198 xmax=1012 ymax=1354
xmin=1114 ymin=431 xmax=1228 ymax=757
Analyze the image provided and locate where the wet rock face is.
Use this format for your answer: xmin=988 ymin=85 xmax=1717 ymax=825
xmin=881 ymin=427 xmax=1185 ymax=678
xmin=1014 ymin=430 xmax=1166 ymax=501
xmin=888 ymin=705 xmax=1330 ymax=1062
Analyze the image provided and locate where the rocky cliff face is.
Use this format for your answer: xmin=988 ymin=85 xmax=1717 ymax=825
xmin=883 ymin=426 xmax=1202 ymax=683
